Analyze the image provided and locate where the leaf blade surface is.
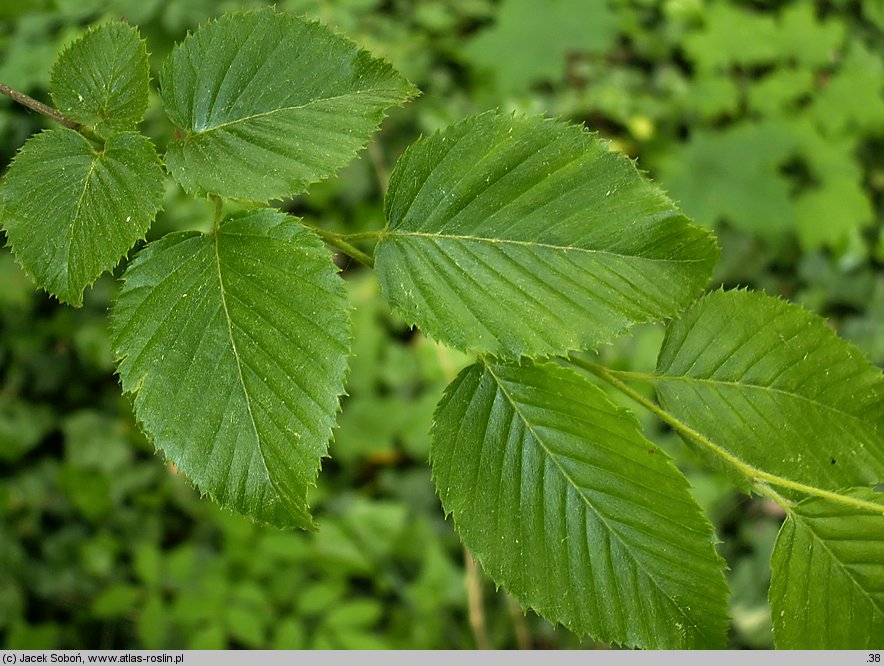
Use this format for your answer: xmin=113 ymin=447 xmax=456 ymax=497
xmin=0 ymin=128 xmax=164 ymax=305
xmin=50 ymin=21 xmax=150 ymax=136
xmin=111 ymin=209 xmax=351 ymax=528
xmin=376 ymin=112 xmax=718 ymax=359
xmin=770 ymin=488 xmax=884 ymax=648
xmin=653 ymin=289 xmax=884 ymax=494
xmin=431 ymin=359 xmax=729 ymax=648
xmin=160 ymin=8 xmax=417 ymax=202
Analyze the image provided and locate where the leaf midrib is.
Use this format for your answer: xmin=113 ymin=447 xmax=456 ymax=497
xmin=651 ymin=373 xmax=876 ymax=435
xmin=98 ymin=30 xmax=139 ymax=122
xmin=66 ymin=141 xmax=102 ymax=297
xmin=212 ymin=229 xmax=280 ymax=512
xmin=188 ymin=89 xmax=380 ymax=137
xmin=482 ymin=361 xmax=714 ymax=645
xmin=386 ymin=231 xmax=711 ymax=265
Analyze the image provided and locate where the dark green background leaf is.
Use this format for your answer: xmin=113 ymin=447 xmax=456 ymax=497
xmin=656 ymin=122 xmax=798 ymax=238
xmin=464 ymin=0 xmax=616 ymax=92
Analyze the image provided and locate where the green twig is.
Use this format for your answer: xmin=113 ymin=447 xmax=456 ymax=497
xmin=597 ymin=367 xmax=657 ymax=382
xmin=0 ymin=81 xmax=101 ymax=142
xmin=339 ymin=230 xmax=385 ymax=242
xmin=569 ymin=357 xmax=884 ymax=515
xmin=308 ymin=226 xmax=375 ymax=268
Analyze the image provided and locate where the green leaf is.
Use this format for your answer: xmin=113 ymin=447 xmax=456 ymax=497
xmin=111 ymin=209 xmax=351 ymax=529
xmin=655 ymin=122 xmax=798 ymax=237
xmin=653 ymin=290 xmax=884 ymax=495
xmin=746 ymin=68 xmax=813 ymax=117
xmin=770 ymin=488 xmax=884 ymax=648
xmin=808 ymin=42 xmax=884 ymax=136
xmin=0 ymin=128 xmax=164 ymax=305
xmin=0 ymin=398 xmax=54 ymax=462
xmin=159 ymin=8 xmax=417 ymax=202
xmin=50 ymin=22 xmax=150 ymax=137
xmin=431 ymin=359 xmax=728 ymax=648
xmin=683 ymin=3 xmax=778 ymax=71
xmin=773 ymin=4 xmax=845 ymax=68
xmin=679 ymin=74 xmax=740 ymax=121
xmin=464 ymin=0 xmax=617 ymax=92
xmin=788 ymin=121 xmax=872 ymax=250
xmin=90 ymin=584 xmax=141 ymax=618
xmin=794 ymin=176 xmax=874 ymax=250
xmin=375 ymin=112 xmax=718 ymax=359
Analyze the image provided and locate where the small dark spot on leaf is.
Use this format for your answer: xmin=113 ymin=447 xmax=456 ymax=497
xmin=648 ymin=448 xmax=655 ymax=455
xmin=830 ymin=458 xmax=836 ymax=465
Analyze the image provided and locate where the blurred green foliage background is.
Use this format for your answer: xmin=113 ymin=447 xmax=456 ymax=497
xmin=1 ymin=0 xmax=882 ymax=649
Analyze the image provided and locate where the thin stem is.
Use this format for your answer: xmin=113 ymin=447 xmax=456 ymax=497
xmin=570 ymin=357 xmax=884 ymax=516
xmin=309 ymin=226 xmax=375 ymax=268
xmin=339 ymin=230 xmax=385 ymax=242
xmin=0 ymin=81 xmax=100 ymax=142
xmin=0 ymin=82 xmax=78 ymax=129
xmin=366 ymin=140 xmax=390 ymax=196
xmin=211 ymin=195 xmax=223 ymax=231
xmin=464 ymin=548 xmax=490 ymax=650
xmin=507 ymin=595 xmax=532 ymax=650
xmin=600 ymin=367 xmax=657 ymax=382
xmin=753 ymin=484 xmax=794 ymax=510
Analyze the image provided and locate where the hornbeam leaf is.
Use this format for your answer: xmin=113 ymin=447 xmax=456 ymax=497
xmin=431 ymin=359 xmax=729 ymax=648
xmin=111 ymin=209 xmax=351 ymax=529
xmin=50 ymin=22 xmax=150 ymax=137
xmin=654 ymin=289 xmax=884 ymax=495
xmin=770 ymin=488 xmax=884 ymax=648
xmin=375 ymin=112 xmax=719 ymax=359
xmin=0 ymin=128 xmax=164 ymax=306
xmin=160 ymin=8 xmax=417 ymax=202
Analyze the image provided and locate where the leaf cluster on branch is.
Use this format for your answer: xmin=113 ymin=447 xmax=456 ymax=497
xmin=0 ymin=9 xmax=881 ymax=649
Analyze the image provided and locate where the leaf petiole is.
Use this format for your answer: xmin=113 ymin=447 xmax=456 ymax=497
xmin=306 ymin=225 xmax=376 ymax=268
xmin=338 ymin=230 xmax=385 ymax=242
